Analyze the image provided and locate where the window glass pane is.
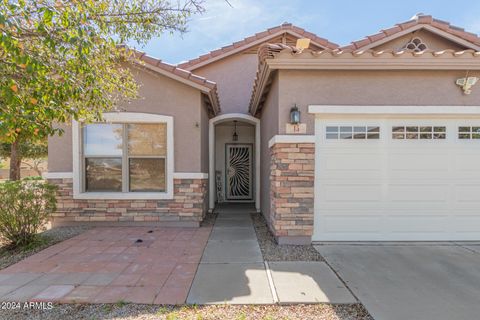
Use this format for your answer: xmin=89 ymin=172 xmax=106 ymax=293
xmin=406 ymin=126 xmax=418 ymax=133
xmin=326 ymin=126 xmax=338 ymax=133
xmin=353 ymin=133 xmax=366 ymax=139
xmin=420 ymin=133 xmax=432 ymax=139
xmin=86 ymin=158 xmax=122 ymax=192
xmin=459 ymin=133 xmax=471 ymax=139
xmin=459 ymin=126 xmax=470 ymax=133
xmin=84 ymin=124 xmax=123 ymax=156
xmin=128 ymin=123 xmax=167 ymax=156
xmin=473 ymin=127 xmax=480 ymax=133
xmin=129 ymin=158 xmax=166 ymax=192
xmin=433 ymin=133 xmax=446 ymax=139
xmin=340 ymin=133 xmax=353 ymax=139
xmin=368 ymin=126 xmax=380 ymax=133
xmin=473 ymin=133 xmax=480 ymax=139
xmin=392 ymin=133 xmax=404 ymax=139
xmin=354 ymin=127 xmax=366 ymax=133
xmin=434 ymin=127 xmax=446 ymax=133
xmin=420 ymin=126 xmax=432 ymax=133
xmin=326 ymin=133 xmax=338 ymax=139
xmin=406 ymin=133 xmax=418 ymax=139
xmin=392 ymin=126 xmax=405 ymax=133
xmin=367 ymin=133 xmax=380 ymax=139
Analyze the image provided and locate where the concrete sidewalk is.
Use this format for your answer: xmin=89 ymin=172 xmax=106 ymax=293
xmin=187 ymin=204 xmax=355 ymax=305
xmin=187 ymin=205 xmax=273 ymax=304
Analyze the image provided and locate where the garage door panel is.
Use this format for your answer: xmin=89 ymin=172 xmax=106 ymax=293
xmin=451 ymin=217 xmax=480 ymax=232
xmin=379 ymin=207 xmax=450 ymax=214
xmin=320 ymin=184 xmax=382 ymax=202
xmin=319 ymin=172 xmax=383 ymax=181
xmin=454 ymin=157 xmax=480 ymax=174
xmin=389 ymin=153 xmax=450 ymax=171
xmin=314 ymin=117 xmax=480 ymax=241
xmin=386 ymin=216 xmax=448 ymax=233
xmin=387 ymin=185 xmax=449 ymax=202
xmin=324 ymin=153 xmax=382 ymax=171
xmin=319 ymin=216 xmax=382 ymax=233
xmin=455 ymin=185 xmax=480 ymax=202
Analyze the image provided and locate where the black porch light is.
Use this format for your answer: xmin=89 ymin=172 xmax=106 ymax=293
xmin=232 ymin=120 xmax=239 ymax=141
xmin=290 ymin=104 xmax=301 ymax=124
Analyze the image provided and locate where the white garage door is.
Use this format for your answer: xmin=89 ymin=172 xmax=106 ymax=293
xmin=313 ymin=117 xmax=480 ymax=241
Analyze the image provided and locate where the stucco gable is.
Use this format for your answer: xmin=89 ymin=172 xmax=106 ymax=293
xmin=342 ymin=14 xmax=480 ymax=52
xmin=122 ymin=46 xmax=220 ymax=116
xmin=178 ymin=22 xmax=338 ymax=71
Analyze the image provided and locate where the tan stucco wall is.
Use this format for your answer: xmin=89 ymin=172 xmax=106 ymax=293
xmin=193 ymin=54 xmax=259 ymax=114
xmin=373 ymin=29 xmax=466 ymax=51
xmin=48 ymin=66 xmax=207 ymax=173
xmin=200 ymin=97 xmax=210 ymax=173
xmin=276 ymin=69 xmax=480 ymax=135
xmin=259 ymin=74 xmax=279 ymax=220
xmin=48 ymin=123 xmax=73 ymax=172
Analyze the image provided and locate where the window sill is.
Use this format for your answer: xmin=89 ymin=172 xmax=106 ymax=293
xmin=73 ymin=192 xmax=173 ymax=200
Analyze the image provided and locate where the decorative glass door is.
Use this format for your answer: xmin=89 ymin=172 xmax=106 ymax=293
xmin=225 ymin=144 xmax=253 ymax=200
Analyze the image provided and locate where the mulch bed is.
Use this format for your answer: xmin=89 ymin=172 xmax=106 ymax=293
xmin=0 ymin=226 xmax=90 ymax=270
xmin=251 ymin=212 xmax=324 ymax=261
xmin=2 ymin=303 xmax=373 ymax=320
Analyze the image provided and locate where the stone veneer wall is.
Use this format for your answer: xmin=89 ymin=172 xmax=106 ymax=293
xmin=270 ymin=142 xmax=315 ymax=245
xmin=48 ymin=178 xmax=208 ymax=227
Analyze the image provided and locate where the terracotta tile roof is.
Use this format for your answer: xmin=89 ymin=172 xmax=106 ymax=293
xmin=342 ymin=14 xmax=480 ymax=51
xmin=121 ymin=46 xmax=220 ymax=115
xmin=249 ymin=43 xmax=480 ymax=115
xmin=258 ymin=44 xmax=480 ymax=64
xmin=178 ymin=22 xmax=338 ymax=70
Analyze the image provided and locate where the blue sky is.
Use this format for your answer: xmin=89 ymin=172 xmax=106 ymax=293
xmin=130 ymin=0 xmax=480 ymax=65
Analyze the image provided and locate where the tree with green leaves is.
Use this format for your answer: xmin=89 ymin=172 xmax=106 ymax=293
xmin=0 ymin=0 xmax=204 ymax=180
xmin=0 ymin=139 xmax=47 ymax=176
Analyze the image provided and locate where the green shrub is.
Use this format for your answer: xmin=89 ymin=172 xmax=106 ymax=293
xmin=0 ymin=179 xmax=57 ymax=247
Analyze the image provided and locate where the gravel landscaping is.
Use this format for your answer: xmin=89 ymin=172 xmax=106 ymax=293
xmin=251 ymin=212 xmax=324 ymax=261
xmin=1 ymin=303 xmax=373 ymax=320
xmin=0 ymin=226 xmax=90 ymax=270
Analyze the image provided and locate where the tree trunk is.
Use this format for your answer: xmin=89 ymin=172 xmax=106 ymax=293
xmin=9 ymin=140 xmax=22 ymax=181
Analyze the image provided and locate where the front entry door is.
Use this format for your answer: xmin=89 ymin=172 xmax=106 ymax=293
xmin=226 ymin=144 xmax=253 ymax=200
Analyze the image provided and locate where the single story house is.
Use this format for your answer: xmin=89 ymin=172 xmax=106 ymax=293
xmin=46 ymin=14 xmax=480 ymax=244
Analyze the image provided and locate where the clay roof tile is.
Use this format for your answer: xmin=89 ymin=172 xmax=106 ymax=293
xmin=343 ymin=14 xmax=480 ymax=51
xmin=178 ymin=23 xmax=338 ymax=70
xmin=122 ymin=46 xmax=220 ymax=115
xmin=368 ymin=32 xmax=387 ymax=42
xmin=416 ymin=15 xmax=433 ymax=24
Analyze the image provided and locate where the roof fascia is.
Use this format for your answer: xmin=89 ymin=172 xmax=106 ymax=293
xmin=266 ymin=57 xmax=480 ymax=70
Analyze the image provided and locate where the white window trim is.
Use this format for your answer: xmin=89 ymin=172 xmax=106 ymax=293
xmin=308 ymin=105 xmax=480 ymax=116
xmin=72 ymin=112 xmax=174 ymax=200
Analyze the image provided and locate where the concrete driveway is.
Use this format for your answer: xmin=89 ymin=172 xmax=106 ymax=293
xmin=316 ymin=243 xmax=480 ymax=320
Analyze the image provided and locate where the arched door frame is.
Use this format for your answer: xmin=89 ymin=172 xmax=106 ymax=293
xmin=209 ymin=113 xmax=260 ymax=212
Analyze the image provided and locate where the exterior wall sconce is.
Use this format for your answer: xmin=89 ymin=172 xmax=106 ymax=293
xmin=232 ymin=120 xmax=239 ymax=141
xmin=290 ymin=104 xmax=301 ymax=124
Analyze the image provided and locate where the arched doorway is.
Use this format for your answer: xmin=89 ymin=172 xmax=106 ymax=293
xmin=209 ymin=113 xmax=260 ymax=212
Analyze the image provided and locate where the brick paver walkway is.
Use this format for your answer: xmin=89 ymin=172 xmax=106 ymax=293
xmin=0 ymin=226 xmax=211 ymax=304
